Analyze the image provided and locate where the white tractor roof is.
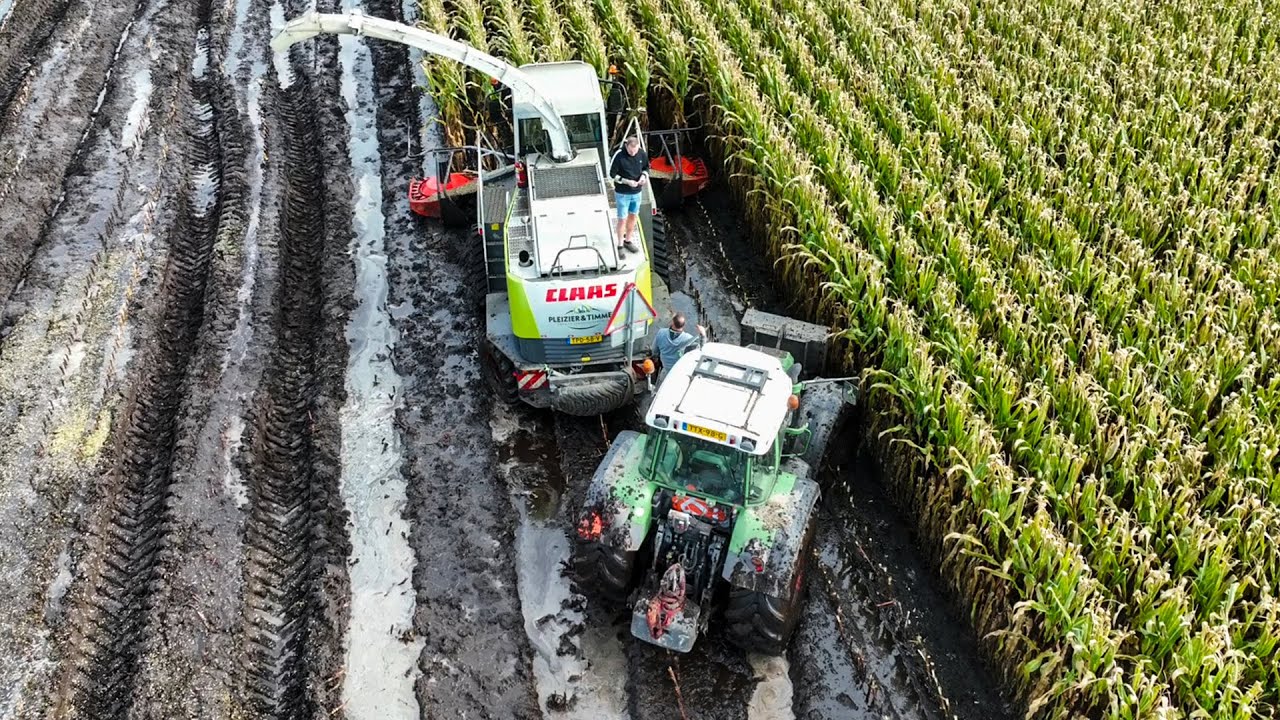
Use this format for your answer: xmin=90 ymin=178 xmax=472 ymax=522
xmin=645 ymin=342 xmax=795 ymax=456
xmin=513 ymin=61 xmax=604 ymax=118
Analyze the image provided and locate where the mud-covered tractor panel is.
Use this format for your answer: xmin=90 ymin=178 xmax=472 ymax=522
xmin=577 ymin=431 xmax=655 ymax=552
xmin=722 ymin=459 xmax=819 ymax=601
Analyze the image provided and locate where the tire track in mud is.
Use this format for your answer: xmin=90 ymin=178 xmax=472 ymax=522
xmin=365 ymin=0 xmax=540 ymax=708
xmin=232 ymin=55 xmax=338 ymax=719
xmin=52 ymin=22 xmax=227 ymax=719
xmin=496 ymin=407 xmax=632 ymax=718
xmin=0 ymin=0 xmax=74 ymax=123
xmin=125 ymin=0 xmax=280 ymax=707
xmin=0 ymin=0 xmax=195 ymax=706
xmin=0 ymin=0 xmax=149 ymax=311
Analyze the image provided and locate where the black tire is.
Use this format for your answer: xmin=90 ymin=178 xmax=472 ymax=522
xmin=480 ymin=339 xmax=519 ymax=405
xmin=573 ymin=539 xmax=636 ymax=604
xmin=647 ymin=212 xmax=670 ymax=285
xmin=724 ymin=515 xmax=815 ymax=655
xmin=789 ymin=383 xmax=851 ymax=472
xmin=550 ymin=374 xmax=634 ymax=416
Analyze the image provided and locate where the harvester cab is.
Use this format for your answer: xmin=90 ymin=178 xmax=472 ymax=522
xmin=271 ymin=11 xmax=710 ymax=416
xmin=574 ymin=311 xmax=858 ymax=654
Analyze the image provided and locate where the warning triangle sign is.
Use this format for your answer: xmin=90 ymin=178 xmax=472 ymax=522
xmin=602 ymin=282 xmax=657 ymax=336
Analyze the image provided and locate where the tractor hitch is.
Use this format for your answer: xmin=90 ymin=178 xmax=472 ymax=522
xmin=631 ymin=563 xmax=702 ymax=653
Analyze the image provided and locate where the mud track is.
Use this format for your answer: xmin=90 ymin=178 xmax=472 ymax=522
xmin=0 ymin=0 xmax=150 ymax=307
xmin=370 ymin=0 xmax=542 ymax=705
xmin=234 ymin=62 xmax=330 ymax=719
xmin=52 ymin=15 xmax=226 ymax=717
xmin=0 ymin=0 xmax=74 ymax=121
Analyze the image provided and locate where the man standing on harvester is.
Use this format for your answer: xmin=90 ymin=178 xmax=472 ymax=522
xmin=611 ymin=135 xmax=649 ymax=254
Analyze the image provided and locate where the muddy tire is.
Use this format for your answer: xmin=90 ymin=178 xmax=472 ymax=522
xmin=573 ymin=540 xmax=636 ymax=604
xmin=551 ymin=374 xmax=634 ymax=416
xmin=647 ymin=212 xmax=670 ymax=285
xmin=724 ymin=516 xmax=815 ymax=655
xmin=790 ymin=382 xmax=851 ymax=472
xmin=480 ymin=339 xmax=519 ymax=404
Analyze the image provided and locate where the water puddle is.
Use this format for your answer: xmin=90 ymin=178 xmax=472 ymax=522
xmin=268 ymin=3 xmax=294 ymax=89
xmin=746 ymin=653 xmax=794 ymax=720
xmin=334 ymin=5 xmax=423 ymax=717
xmin=491 ymin=406 xmax=631 ymax=718
xmin=120 ymin=66 xmax=153 ymax=150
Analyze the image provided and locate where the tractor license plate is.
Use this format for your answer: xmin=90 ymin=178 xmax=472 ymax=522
xmin=568 ymin=334 xmax=602 ymax=345
xmin=682 ymin=422 xmax=727 ymax=442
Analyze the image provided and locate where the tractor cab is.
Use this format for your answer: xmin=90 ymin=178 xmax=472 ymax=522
xmin=641 ymin=343 xmax=802 ymax=509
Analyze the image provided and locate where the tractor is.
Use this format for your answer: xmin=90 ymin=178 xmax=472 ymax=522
xmin=271 ymin=11 xmax=711 ymax=416
xmin=573 ymin=311 xmax=857 ymax=653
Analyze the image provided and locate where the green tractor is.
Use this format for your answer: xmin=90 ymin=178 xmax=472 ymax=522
xmin=573 ymin=312 xmax=857 ymax=653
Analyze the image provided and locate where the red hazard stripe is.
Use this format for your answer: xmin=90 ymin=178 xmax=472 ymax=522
xmin=517 ymin=370 xmax=547 ymax=391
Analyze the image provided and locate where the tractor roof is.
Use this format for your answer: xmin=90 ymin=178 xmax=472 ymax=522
xmin=645 ymin=342 xmax=794 ymax=456
xmin=513 ymin=61 xmax=605 ymax=118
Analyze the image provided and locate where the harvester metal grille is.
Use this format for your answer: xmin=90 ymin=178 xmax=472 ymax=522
xmin=507 ymin=223 xmax=534 ymax=262
xmin=531 ymin=165 xmax=601 ymax=200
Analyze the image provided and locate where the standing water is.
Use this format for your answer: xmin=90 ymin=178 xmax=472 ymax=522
xmin=334 ymin=3 xmax=423 ymax=717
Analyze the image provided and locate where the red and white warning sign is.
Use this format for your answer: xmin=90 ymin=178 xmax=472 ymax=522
xmin=517 ymin=369 xmax=548 ymax=391
xmin=602 ymin=282 xmax=657 ymax=337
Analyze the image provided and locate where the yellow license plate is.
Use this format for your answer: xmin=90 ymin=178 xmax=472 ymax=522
xmin=569 ymin=334 xmax=602 ymax=345
xmin=682 ymin=422 xmax=727 ymax=442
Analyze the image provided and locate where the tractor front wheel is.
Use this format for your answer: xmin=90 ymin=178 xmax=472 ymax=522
xmin=480 ymin=339 xmax=519 ymax=405
xmin=724 ymin=517 xmax=815 ymax=655
xmin=573 ymin=539 xmax=636 ymax=604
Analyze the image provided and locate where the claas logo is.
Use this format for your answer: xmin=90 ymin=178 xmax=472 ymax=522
xmin=545 ymin=283 xmax=620 ymax=303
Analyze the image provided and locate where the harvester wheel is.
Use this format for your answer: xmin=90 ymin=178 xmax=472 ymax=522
xmin=480 ymin=339 xmax=519 ymax=405
xmin=724 ymin=515 xmax=815 ymax=655
xmin=573 ymin=540 xmax=636 ymax=604
xmin=648 ymin=212 xmax=670 ymax=285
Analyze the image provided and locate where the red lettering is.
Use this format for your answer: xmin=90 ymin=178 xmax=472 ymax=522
xmin=545 ymin=283 xmax=623 ymax=302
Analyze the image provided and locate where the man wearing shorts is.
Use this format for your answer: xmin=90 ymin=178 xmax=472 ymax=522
xmin=610 ymin=135 xmax=649 ymax=254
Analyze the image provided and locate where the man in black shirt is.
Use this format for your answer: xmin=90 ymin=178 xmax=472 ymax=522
xmin=610 ymin=135 xmax=649 ymax=255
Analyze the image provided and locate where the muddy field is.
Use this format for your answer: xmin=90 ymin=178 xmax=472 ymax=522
xmin=0 ymin=0 xmax=1019 ymax=717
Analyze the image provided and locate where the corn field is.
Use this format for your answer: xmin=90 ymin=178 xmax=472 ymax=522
xmin=414 ymin=0 xmax=1280 ymax=716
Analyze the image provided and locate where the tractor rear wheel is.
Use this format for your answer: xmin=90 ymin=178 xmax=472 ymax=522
xmin=724 ymin=516 xmax=815 ymax=655
xmin=480 ymin=339 xmax=519 ymax=405
xmin=573 ymin=539 xmax=636 ymax=604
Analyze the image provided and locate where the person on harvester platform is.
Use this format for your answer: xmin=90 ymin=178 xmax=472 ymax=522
xmin=610 ymin=135 xmax=650 ymax=255
xmin=653 ymin=313 xmax=706 ymax=385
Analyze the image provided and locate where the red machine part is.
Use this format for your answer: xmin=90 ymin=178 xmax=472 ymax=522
xmin=408 ymin=173 xmax=474 ymax=217
xmin=671 ymin=494 xmax=728 ymax=524
xmin=649 ymin=155 xmax=710 ymax=198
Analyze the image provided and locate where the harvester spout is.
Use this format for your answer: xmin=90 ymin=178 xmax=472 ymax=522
xmin=269 ymin=10 xmax=575 ymax=161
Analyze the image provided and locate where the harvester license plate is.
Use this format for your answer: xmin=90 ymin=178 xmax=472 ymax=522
xmin=568 ymin=334 xmax=602 ymax=345
xmin=682 ymin=422 xmax=726 ymax=442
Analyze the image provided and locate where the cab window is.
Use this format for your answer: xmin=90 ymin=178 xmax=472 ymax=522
xmin=747 ymin=441 xmax=779 ymax=505
xmin=648 ymin=432 xmax=749 ymax=503
xmin=518 ymin=113 xmax=603 ymax=155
